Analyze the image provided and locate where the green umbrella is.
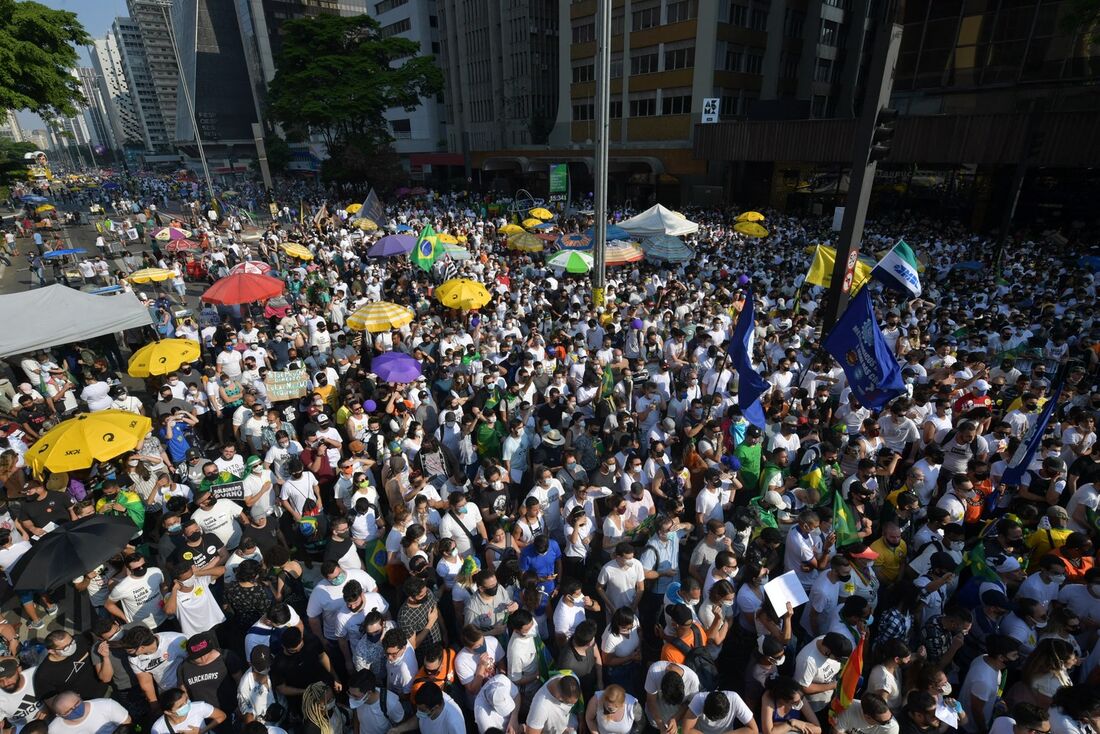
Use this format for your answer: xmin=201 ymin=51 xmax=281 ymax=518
xmin=547 ymin=249 xmax=594 ymax=274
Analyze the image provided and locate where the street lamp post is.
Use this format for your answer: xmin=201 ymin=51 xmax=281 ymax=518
xmin=152 ymin=0 xmax=215 ymax=206
xmin=591 ymin=0 xmax=611 ymax=306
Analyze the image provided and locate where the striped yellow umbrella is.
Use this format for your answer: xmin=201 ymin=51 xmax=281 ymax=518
xmin=522 ymin=218 xmax=543 ymax=229
xmin=27 ymin=410 xmax=153 ymax=476
xmin=507 ymin=232 xmax=544 ymax=252
xmin=736 ymin=211 xmax=765 ymax=223
xmin=734 ymin=221 xmax=769 ymax=238
xmin=437 ymin=233 xmax=459 ymax=245
xmin=280 ymin=242 xmax=314 ymax=260
xmin=529 ymin=207 xmax=553 ymax=220
xmin=499 ymin=223 xmax=524 ymax=236
xmin=127 ymin=339 xmax=201 ymax=377
xmin=347 ymin=301 xmax=415 ymax=332
xmin=435 ymin=278 xmax=491 ymax=310
xmin=605 ymin=240 xmax=645 ymax=265
xmin=346 ymin=203 xmax=363 ymax=214
xmin=127 ymin=267 xmax=176 ymax=283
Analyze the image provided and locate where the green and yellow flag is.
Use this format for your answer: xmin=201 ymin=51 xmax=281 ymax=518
xmin=832 ymin=489 xmax=862 ymax=546
xmin=411 ymin=224 xmax=439 ymax=272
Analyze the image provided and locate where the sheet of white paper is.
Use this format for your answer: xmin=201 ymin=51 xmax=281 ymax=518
xmin=935 ymin=702 xmax=958 ymax=730
xmin=764 ymin=570 xmax=810 ymax=619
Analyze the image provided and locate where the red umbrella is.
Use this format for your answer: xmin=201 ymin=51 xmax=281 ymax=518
xmin=201 ymin=273 xmax=284 ymax=305
xmin=165 ymin=239 xmax=200 ymax=253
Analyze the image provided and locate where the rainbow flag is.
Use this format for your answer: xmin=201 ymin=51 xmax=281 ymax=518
xmin=830 ymin=635 xmax=864 ymax=722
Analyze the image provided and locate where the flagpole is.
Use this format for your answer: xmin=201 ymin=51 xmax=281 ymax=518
xmin=591 ymin=0 xmax=611 ymax=307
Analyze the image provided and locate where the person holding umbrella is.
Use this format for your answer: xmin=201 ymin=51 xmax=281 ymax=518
xmin=0 ymin=528 xmax=52 ymax=630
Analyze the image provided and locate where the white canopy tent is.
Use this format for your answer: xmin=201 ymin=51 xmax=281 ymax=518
xmin=617 ymin=204 xmax=699 ymax=238
xmin=0 ymin=285 xmax=153 ymax=358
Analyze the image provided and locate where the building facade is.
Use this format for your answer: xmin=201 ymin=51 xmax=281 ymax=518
xmin=75 ymin=67 xmax=116 ymax=154
xmin=127 ymin=0 xmax=180 ymax=144
xmin=113 ymin=16 xmax=172 ymax=151
xmin=91 ymin=33 xmax=147 ymax=152
xmin=0 ymin=111 xmax=22 ymax=143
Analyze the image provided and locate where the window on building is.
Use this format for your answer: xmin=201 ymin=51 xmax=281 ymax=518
xmin=666 ymin=0 xmax=698 ymax=23
xmin=573 ymin=98 xmax=595 ymax=120
xmin=823 ymin=0 xmax=848 ymax=8
xmin=431 ymin=41 xmax=440 ymax=54
xmin=781 ymin=51 xmax=801 ymax=79
xmin=724 ymin=46 xmax=743 ymax=72
xmin=633 ymin=4 xmax=661 ymax=31
xmin=814 ymin=57 xmax=833 ymax=82
xmin=719 ymin=93 xmax=741 ymax=116
xmin=572 ymin=62 xmax=595 ymax=83
xmin=429 ymin=15 xmax=438 ymax=27
xmin=610 ymin=99 xmax=623 ymax=117
xmin=784 ymin=8 xmax=805 ymax=38
xmin=819 ymin=19 xmax=840 ymax=46
xmin=664 ymin=46 xmax=695 ymax=70
xmin=750 ymin=6 xmax=768 ymax=30
xmin=729 ymin=2 xmax=748 ymax=27
xmin=630 ymin=49 xmax=659 ymax=75
xmin=391 ymin=118 xmax=412 ymax=138
xmin=812 ymin=94 xmax=828 ymax=117
xmin=379 ymin=18 xmax=411 ymax=38
xmin=374 ymin=0 xmax=408 ymax=13
xmin=611 ymin=12 xmax=624 ymax=35
xmin=744 ymin=52 xmax=763 ymax=74
xmin=572 ymin=17 xmax=595 ymax=43
xmin=629 ymin=95 xmax=657 ymax=116
xmin=661 ymin=91 xmax=692 ymax=115
xmin=610 ymin=54 xmax=623 ymax=79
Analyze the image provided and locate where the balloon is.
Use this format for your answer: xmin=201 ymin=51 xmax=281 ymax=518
xmin=738 ymin=274 xmax=750 ymax=285
xmin=363 ymin=399 xmax=378 ymax=412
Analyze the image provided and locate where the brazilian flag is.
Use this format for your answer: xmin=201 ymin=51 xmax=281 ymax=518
xmin=832 ymin=489 xmax=862 ymax=546
xmin=411 ymin=224 xmax=439 ymax=272
xmin=363 ymin=537 xmax=389 ymax=587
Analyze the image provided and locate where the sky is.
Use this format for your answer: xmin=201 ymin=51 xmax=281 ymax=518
xmin=15 ymin=0 xmax=129 ymax=132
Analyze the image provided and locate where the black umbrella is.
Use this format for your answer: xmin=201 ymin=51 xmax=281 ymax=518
xmin=8 ymin=515 xmax=137 ymax=591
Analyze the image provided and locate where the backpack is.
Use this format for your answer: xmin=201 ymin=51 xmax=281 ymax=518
xmin=668 ymin=625 xmax=719 ymax=691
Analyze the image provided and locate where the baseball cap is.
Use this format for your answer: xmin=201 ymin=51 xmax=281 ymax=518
xmin=992 ymin=556 xmax=1021 ymax=574
xmin=316 ymin=413 xmax=330 ymax=425
xmin=783 ymin=415 xmax=799 ymax=426
xmin=845 ymin=544 xmax=879 ymax=561
xmin=746 ymin=425 xmax=762 ymax=438
xmin=250 ymin=644 xmax=273 ymax=673
xmin=973 ymin=379 xmax=991 ymax=392
xmin=0 ymin=658 xmax=18 ymax=677
xmin=669 ymin=604 xmax=693 ymax=625
xmin=186 ymin=631 xmax=217 ymax=660
xmin=763 ymin=490 xmax=791 ymax=511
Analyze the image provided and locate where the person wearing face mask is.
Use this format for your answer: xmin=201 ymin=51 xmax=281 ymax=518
xmin=47 ymin=688 xmax=131 ymax=732
xmin=33 ymin=630 xmax=111 ymax=701
xmin=411 ymin=680 xmax=465 ymax=734
xmin=105 ymin=552 xmax=168 ymax=629
xmin=150 ymin=688 xmax=226 ymax=734
xmin=347 ymin=668 xmax=404 ymax=734
xmin=1018 ymin=554 xmax=1067 ymax=608
xmin=681 ymin=687 xmax=757 ymax=734
xmin=164 ymin=561 xmax=226 ymax=638
xmin=803 ymin=555 xmax=853 ymax=638
xmin=959 ymin=634 xmax=1022 ymax=734
xmin=1000 ymin=598 xmax=1051 ymax=656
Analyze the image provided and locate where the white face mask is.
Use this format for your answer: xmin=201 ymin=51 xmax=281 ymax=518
xmin=940 ymin=682 xmax=952 ymax=697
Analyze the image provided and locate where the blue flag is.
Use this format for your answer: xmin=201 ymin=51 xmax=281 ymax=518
xmin=822 ymin=288 xmax=905 ymax=410
xmin=1002 ymin=374 xmax=1064 ymax=485
xmin=728 ymin=293 xmax=769 ymax=428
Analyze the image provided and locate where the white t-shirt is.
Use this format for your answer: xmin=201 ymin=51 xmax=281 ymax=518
xmin=243 ymin=470 xmax=276 ymax=518
xmin=281 ymin=472 xmax=319 ymax=514
xmin=785 ymin=525 xmax=822 ymax=589
xmin=129 ymin=632 xmax=188 ymax=689
xmin=175 ymin=574 xmax=227 ymax=637
xmin=474 ymin=674 xmax=518 ymax=733
xmin=455 ymin=638 xmax=504 ymax=687
xmin=191 ymin=498 xmax=243 ymax=547
xmin=794 ymin=637 xmax=843 ymax=711
xmin=108 ymin=569 xmax=167 ymax=628
xmin=81 ymin=381 xmax=112 ymax=411
xmin=151 ymin=700 xmax=215 ymax=734
xmin=552 ymin=598 xmax=587 ymax=640
xmin=350 ymin=689 xmax=403 ymax=734
xmin=687 ymin=691 xmax=754 ymax=734
xmin=597 ymin=559 xmax=645 ymax=611
xmin=419 ymin=693 xmax=466 ymax=734
xmin=958 ymin=655 xmax=1002 ymax=733
xmin=48 ymin=697 xmax=129 ymax=734
xmin=439 ymin=505 xmax=484 ymax=556
xmin=306 ymin=568 xmax=378 ymax=638
xmin=526 ymin=674 xmax=580 ymax=734
xmin=644 ymin=661 xmax=700 ymax=699
xmin=0 ymin=665 xmax=44 ymax=726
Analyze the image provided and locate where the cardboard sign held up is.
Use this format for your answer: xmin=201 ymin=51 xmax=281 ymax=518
xmin=265 ymin=369 xmax=310 ymax=402
xmin=208 ymin=480 xmax=244 ymax=501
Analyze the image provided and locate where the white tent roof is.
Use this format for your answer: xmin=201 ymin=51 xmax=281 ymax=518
xmin=0 ymin=285 xmax=153 ymax=358
xmin=617 ymin=204 xmax=699 ymax=238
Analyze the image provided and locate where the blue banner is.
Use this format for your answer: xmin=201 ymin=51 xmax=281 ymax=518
xmin=728 ymin=293 xmax=769 ymax=427
xmin=822 ymin=288 xmax=905 ymax=410
xmin=1002 ymin=375 xmax=1064 ymax=485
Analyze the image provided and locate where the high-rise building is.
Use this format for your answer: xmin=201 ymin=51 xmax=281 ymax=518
xmin=28 ymin=129 xmax=49 ymax=150
xmin=75 ymin=67 xmax=116 ymax=153
xmin=438 ymin=0 xmax=559 ymax=155
xmin=365 ymin=0 xmax=453 ymax=179
xmin=127 ymin=0 xmax=180 ymax=143
xmin=113 ymin=16 xmax=172 ymax=151
xmin=90 ymin=32 xmax=147 ymax=151
xmin=0 ymin=111 xmax=22 ymax=143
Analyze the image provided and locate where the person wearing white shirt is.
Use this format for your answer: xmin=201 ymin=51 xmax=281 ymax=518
xmin=347 ymin=669 xmax=403 ymax=734
xmin=47 ymin=692 xmax=130 ymax=733
xmin=785 ymin=512 xmax=831 ymax=591
xmin=526 ymin=673 xmax=583 ymax=734
xmin=474 ymin=674 xmax=520 ymax=734
xmin=958 ymin=636 xmax=1022 ymax=733
xmin=150 ymin=691 xmax=225 ymax=734
xmin=683 ymin=690 xmax=756 ymax=734
xmin=794 ymin=633 xmax=849 ymax=714
xmin=191 ymin=491 xmax=245 ymax=548
xmin=307 ymin=563 xmax=378 ymax=642
xmin=235 ymin=646 xmax=286 ymax=727
xmin=597 ymin=546 xmax=646 ymax=615
xmin=411 ymin=683 xmax=466 ymax=734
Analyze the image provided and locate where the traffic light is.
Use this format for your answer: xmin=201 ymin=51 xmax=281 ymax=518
xmin=868 ymin=107 xmax=898 ymax=163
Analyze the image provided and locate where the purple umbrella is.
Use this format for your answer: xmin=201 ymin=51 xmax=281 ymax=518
xmin=372 ymin=352 xmax=422 ymax=383
xmin=368 ymin=234 xmax=416 ymax=258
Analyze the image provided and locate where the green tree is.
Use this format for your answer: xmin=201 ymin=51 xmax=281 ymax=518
xmin=268 ymin=14 xmax=443 ymax=148
xmin=0 ymin=137 xmax=34 ymax=181
xmin=0 ymin=0 xmax=89 ymax=117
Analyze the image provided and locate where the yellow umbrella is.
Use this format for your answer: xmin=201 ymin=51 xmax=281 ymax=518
xmin=734 ymin=221 xmax=769 ymax=238
xmin=35 ymin=204 xmax=56 ymax=214
xmin=736 ymin=211 xmax=765 ymax=223
xmin=457 ymin=235 xmax=467 ymax=243
xmin=522 ymin=218 xmax=543 ymax=229
xmin=27 ymin=410 xmax=153 ymax=475
xmin=435 ymin=278 xmax=491 ymax=310
xmin=507 ymin=232 xmax=544 ymax=252
xmin=353 ymin=218 xmax=379 ymax=232
xmin=281 ymin=242 xmax=314 ymax=260
xmin=127 ymin=339 xmax=201 ymax=377
xmin=346 ymin=203 xmax=363 ymax=214
xmin=127 ymin=267 xmax=176 ymax=283
xmin=347 ymin=301 xmax=415 ymax=332
xmin=499 ymin=223 xmax=524 ymax=236
xmin=529 ymin=207 xmax=553 ymax=220
xmin=437 ymin=233 xmax=459 ymax=245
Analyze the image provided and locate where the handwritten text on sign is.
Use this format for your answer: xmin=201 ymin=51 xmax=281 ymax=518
xmin=265 ymin=369 xmax=310 ymax=402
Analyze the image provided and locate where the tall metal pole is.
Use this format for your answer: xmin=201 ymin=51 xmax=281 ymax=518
xmin=156 ymin=0 xmax=215 ymax=207
xmin=820 ymin=1 xmax=903 ymax=332
xmin=591 ymin=0 xmax=611 ymax=306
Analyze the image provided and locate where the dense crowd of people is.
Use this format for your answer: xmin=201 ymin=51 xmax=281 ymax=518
xmin=0 ymin=173 xmax=1098 ymax=734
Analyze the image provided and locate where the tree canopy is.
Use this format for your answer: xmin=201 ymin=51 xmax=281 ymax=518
xmin=0 ymin=0 xmax=89 ymax=117
xmin=267 ymin=13 xmax=444 ymax=150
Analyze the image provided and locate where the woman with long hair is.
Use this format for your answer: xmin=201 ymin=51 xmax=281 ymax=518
xmin=1017 ymin=638 xmax=1078 ymax=708
xmin=584 ymin=683 xmax=643 ymax=734
xmin=301 ymin=681 xmax=345 ymax=734
xmin=866 ymin=639 xmax=911 ymax=712
xmin=761 ymin=675 xmax=821 ymax=734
